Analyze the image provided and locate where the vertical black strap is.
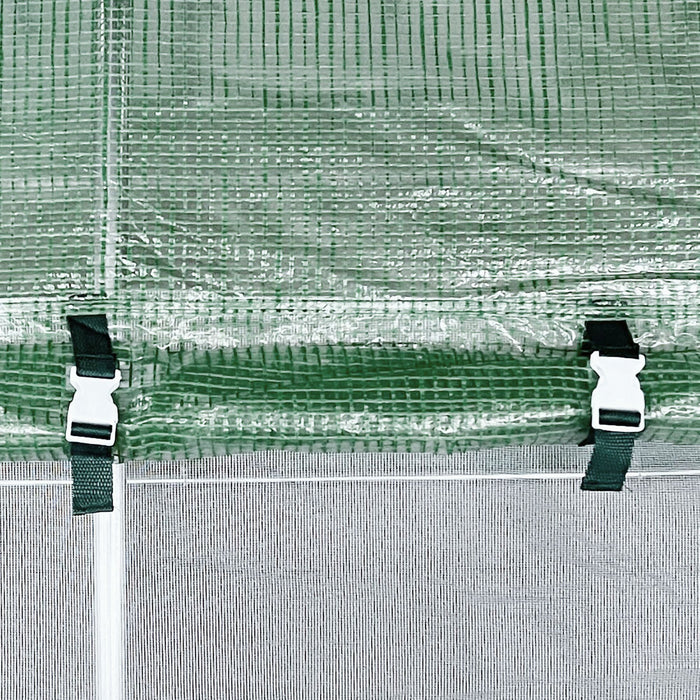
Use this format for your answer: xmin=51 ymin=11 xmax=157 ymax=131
xmin=582 ymin=319 xmax=639 ymax=359
xmin=581 ymin=430 xmax=635 ymax=491
xmin=580 ymin=320 xmax=641 ymax=492
xmin=67 ymin=315 xmax=117 ymax=378
xmin=67 ymin=314 xmax=117 ymax=515
xmin=71 ymin=445 xmax=114 ymax=515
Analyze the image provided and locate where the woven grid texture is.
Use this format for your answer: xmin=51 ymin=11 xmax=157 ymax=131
xmin=1 ymin=0 xmax=699 ymax=456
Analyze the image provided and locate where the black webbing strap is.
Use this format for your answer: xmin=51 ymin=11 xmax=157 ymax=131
xmin=67 ymin=315 xmax=117 ymax=378
xmin=580 ymin=320 xmax=640 ymax=492
xmin=71 ymin=444 xmax=114 ymax=514
xmin=582 ymin=424 xmax=636 ymax=492
xmin=67 ymin=315 xmax=117 ymax=515
xmin=582 ymin=319 xmax=640 ymax=359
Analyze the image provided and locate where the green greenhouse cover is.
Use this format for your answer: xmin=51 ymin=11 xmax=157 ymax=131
xmin=0 ymin=0 xmax=698 ymax=460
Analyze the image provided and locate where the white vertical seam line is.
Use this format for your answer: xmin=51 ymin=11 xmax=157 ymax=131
xmin=93 ymin=461 xmax=125 ymax=700
xmin=103 ymin=0 xmax=119 ymax=297
xmin=95 ymin=0 xmax=107 ymax=293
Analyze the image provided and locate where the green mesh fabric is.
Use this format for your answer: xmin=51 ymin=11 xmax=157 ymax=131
xmin=0 ymin=0 xmax=698 ymax=459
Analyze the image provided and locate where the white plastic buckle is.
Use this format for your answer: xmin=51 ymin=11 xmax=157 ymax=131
xmin=590 ymin=351 xmax=645 ymax=433
xmin=65 ymin=367 xmax=121 ymax=447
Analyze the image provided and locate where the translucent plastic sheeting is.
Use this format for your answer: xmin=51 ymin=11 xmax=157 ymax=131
xmin=1 ymin=0 xmax=699 ymax=457
xmin=0 ymin=342 xmax=698 ymax=459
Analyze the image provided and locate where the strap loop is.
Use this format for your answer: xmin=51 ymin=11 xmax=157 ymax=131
xmin=66 ymin=314 xmax=119 ymax=515
xmin=580 ymin=320 xmax=644 ymax=492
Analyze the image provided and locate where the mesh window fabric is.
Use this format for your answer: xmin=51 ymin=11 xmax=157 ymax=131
xmin=0 ymin=464 xmax=95 ymax=699
xmin=127 ymin=470 xmax=698 ymax=700
xmin=2 ymin=449 xmax=698 ymax=699
xmin=0 ymin=0 xmax=698 ymax=456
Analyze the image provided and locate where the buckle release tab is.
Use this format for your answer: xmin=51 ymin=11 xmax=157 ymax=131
xmin=590 ymin=351 xmax=645 ymax=433
xmin=65 ymin=367 xmax=121 ymax=447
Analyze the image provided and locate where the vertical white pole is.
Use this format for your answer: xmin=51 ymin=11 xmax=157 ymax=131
xmin=93 ymin=461 xmax=125 ymax=700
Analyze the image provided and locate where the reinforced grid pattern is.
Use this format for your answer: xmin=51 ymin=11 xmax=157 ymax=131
xmin=124 ymin=456 xmax=700 ymax=699
xmin=0 ymin=0 xmax=699 ymax=455
xmin=0 ymin=1 xmax=103 ymax=296
xmin=121 ymin=0 xmax=700 ymax=307
xmin=0 ymin=341 xmax=698 ymax=459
